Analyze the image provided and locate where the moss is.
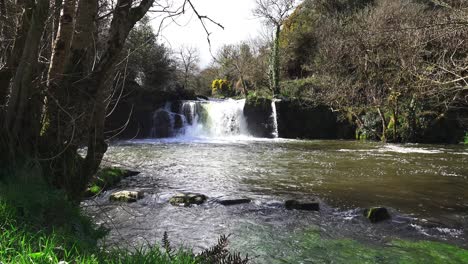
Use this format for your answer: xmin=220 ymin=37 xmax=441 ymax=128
xmin=85 ymin=167 xmax=138 ymax=197
xmin=89 ymin=185 xmax=102 ymax=195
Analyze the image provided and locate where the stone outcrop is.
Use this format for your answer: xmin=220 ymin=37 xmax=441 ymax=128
xmin=276 ymin=99 xmax=354 ymax=139
xmin=364 ymin=207 xmax=391 ymax=223
xmin=243 ymin=97 xmax=276 ymax=138
xmin=109 ymin=191 xmax=144 ymax=203
xmin=169 ymin=193 xmax=207 ymax=207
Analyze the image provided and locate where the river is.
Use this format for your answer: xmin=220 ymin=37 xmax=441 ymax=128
xmin=83 ymin=138 xmax=467 ymax=263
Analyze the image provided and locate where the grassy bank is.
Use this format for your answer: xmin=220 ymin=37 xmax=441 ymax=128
xmin=0 ymin=168 xmax=246 ymax=264
xmin=0 ymin=181 xmax=197 ymax=263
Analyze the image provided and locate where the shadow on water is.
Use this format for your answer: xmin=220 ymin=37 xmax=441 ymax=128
xmin=82 ymin=138 xmax=468 ymax=263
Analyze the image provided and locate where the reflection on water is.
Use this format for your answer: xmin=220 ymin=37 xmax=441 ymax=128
xmin=83 ymin=138 xmax=468 ymax=262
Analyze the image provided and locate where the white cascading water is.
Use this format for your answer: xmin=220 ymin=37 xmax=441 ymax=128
xmin=152 ymin=99 xmax=249 ymax=138
xmin=271 ymin=99 xmax=279 ymax=138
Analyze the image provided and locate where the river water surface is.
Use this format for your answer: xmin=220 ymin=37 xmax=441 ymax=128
xmin=83 ymin=138 xmax=468 ymax=263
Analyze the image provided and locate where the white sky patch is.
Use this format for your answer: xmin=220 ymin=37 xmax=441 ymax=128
xmin=150 ymin=0 xmax=264 ymax=68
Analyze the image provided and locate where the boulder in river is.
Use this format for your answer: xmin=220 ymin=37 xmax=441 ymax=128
xmin=364 ymin=207 xmax=391 ymax=223
xmin=109 ymin=191 xmax=144 ymax=203
xmin=218 ymin=198 xmax=252 ymax=206
xmin=170 ymin=193 xmax=207 ymax=207
xmin=285 ymin=199 xmax=320 ymax=211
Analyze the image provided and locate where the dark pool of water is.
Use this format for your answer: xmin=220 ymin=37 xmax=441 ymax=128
xmin=82 ymin=138 xmax=468 ymax=263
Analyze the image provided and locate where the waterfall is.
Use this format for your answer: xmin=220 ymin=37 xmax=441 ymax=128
xmin=151 ymin=99 xmax=249 ymax=138
xmin=271 ymin=99 xmax=279 ymax=138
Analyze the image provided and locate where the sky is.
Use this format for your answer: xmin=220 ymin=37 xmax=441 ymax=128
xmin=150 ymin=0 xmax=264 ymax=68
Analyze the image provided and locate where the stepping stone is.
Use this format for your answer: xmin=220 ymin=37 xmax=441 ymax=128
xmin=285 ymin=199 xmax=320 ymax=211
xmin=109 ymin=190 xmax=144 ymax=203
xmin=170 ymin=193 xmax=207 ymax=207
xmin=364 ymin=207 xmax=391 ymax=223
xmin=218 ymin=198 xmax=252 ymax=206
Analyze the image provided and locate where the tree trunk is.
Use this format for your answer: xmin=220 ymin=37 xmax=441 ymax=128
xmin=377 ymin=107 xmax=387 ymax=142
xmin=0 ymin=0 xmax=34 ymax=107
xmin=408 ymin=94 xmax=417 ymax=141
xmin=45 ymin=0 xmax=154 ymax=200
xmin=6 ymin=0 xmax=49 ymax=150
xmin=47 ymin=0 xmax=77 ymax=85
xmin=393 ymin=100 xmax=398 ymax=142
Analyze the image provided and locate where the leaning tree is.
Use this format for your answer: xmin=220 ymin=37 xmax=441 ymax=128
xmin=0 ymin=0 xmax=216 ymax=200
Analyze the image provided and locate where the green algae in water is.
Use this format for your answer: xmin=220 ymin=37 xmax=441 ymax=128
xmin=289 ymin=232 xmax=468 ymax=264
xmin=232 ymin=225 xmax=468 ymax=264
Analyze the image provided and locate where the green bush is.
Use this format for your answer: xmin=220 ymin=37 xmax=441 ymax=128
xmin=279 ymin=77 xmax=322 ymax=99
xmin=211 ymin=79 xmax=234 ymax=97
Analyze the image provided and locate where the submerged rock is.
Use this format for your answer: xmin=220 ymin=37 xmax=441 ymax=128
xmin=170 ymin=193 xmax=207 ymax=207
xmin=285 ymin=199 xmax=320 ymax=211
xmin=124 ymin=170 xmax=140 ymax=177
xmin=364 ymin=207 xmax=391 ymax=223
xmin=218 ymin=198 xmax=251 ymax=206
xmin=109 ymin=191 xmax=144 ymax=203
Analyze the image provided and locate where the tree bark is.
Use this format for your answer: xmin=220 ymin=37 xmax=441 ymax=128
xmin=47 ymin=0 xmax=77 ymax=85
xmin=6 ymin=0 xmax=49 ymax=146
xmin=47 ymin=0 xmax=155 ymax=199
xmin=0 ymin=0 xmax=34 ymax=107
xmin=377 ymin=107 xmax=387 ymax=142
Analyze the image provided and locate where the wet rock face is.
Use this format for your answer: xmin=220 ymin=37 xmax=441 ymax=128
xmin=243 ymin=97 xmax=276 ymax=138
xmin=364 ymin=207 xmax=391 ymax=223
xmin=276 ymin=99 xmax=354 ymax=139
xmin=109 ymin=191 xmax=144 ymax=203
xmin=169 ymin=193 xmax=207 ymax=207
xmin=152 ymin=110 xmax=172 ymax=138
xmin=285 ymin=200 xmax=320 ymax=211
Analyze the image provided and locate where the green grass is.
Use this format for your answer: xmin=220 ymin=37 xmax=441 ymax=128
xmin=0 ymin=169 xmax=201 ymax=263
xmin=464 ymin=132 xmax=468 ymax=144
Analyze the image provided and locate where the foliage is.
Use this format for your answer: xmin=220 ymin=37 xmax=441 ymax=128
xmin=465 ymin=132 xmax=468 ymax=144
xmin=279 ymin=77 xmax=323 ymax=99
xmin=175 ymin=46 xmax=200 ymax=92
xmin=212 ymin=79 xmax=234 ymax=97
xmin=0 ymin=0 xmax=156 ymax=199
xmin=277 ymin=0 xmax=468 ymax=143
xmin=246 ymin=90 xmax=273 ymax=101
xmin=125 ymin=16 xmax=176 ymax=92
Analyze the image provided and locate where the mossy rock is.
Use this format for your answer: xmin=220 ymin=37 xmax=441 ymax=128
xmin=364 ymin=207 xmax=391 ymax=223
xmin=84 ymin=185 xmax=102 ymax=197
xmin=169 ymin=193 xmax=207 ymax=207
xmin=84 ymin=167 xmax=140 ymax=198
xmin=109 ymin=191 xmax=144 ymax=203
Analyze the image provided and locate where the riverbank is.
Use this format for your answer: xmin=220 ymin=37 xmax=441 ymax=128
xmin=0 ymin=169 xmax=246 ymax=263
